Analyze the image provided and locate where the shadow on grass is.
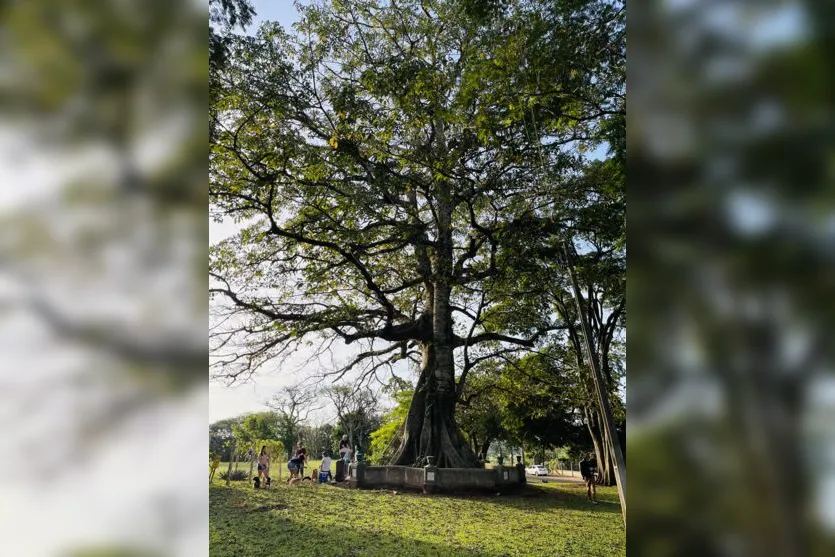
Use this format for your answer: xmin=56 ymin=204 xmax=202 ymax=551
xmin=210 ymin=485 xmax=495 ymax=557
xmin=360 ymin=482 xmax=621 ymax=516
xmin=479 ymin=484 xmax=622 ymax=515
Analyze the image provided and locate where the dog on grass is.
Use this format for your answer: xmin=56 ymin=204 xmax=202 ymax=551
xmin=253 ymin=476 xmax=271 ymax=489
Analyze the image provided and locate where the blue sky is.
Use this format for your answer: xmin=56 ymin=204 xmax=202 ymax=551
xmin=249 ymin=1 xmax=301 ymax=33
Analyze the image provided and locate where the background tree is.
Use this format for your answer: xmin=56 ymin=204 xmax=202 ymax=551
xmin=551 ymin=240 xmax=625 ymax=486
xmin=299 ymin=422 xmax=338 ymax=456
xmin=233 ymin=411 xmax=281 ymax=479
xmin=210 ymin=0 xmax=624 ymax=468
xmin=494 ymin=351 xmax=590 ymax=464
xmin=265 ymin=385 xmax=322 ymax=458
xmin=455 ymin=368 xmax=506 ymax=460
xmin=324 ymin=384 xmax=379 ymax=452
xmin=209 ymin=417 xmax=242 ymax=461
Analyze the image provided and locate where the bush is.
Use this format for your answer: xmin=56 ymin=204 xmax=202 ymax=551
xmin=219 ymin=470 xmax=249 ymax=481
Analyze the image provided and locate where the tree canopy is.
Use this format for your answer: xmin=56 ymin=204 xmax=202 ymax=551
xmin=210 ymin=0 xmax=624 ymax=467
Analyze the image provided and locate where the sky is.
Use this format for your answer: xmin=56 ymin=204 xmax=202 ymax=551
xmin=253 ymin=2 xmax=302 ymax=28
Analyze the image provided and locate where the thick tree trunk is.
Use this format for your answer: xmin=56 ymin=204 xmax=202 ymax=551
xmin=390 ymin=342 xmax=481 ymax=468
xmin=390 ymin=131 xmax=480 ymax=468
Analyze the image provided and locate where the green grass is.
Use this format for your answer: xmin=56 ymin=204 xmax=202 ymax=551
xmin=209 ymin=472 xmax=625 ymax=557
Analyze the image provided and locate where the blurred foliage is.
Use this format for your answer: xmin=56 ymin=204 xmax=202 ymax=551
xmin=0 ymin=0 xmax=207 ymax=204
xmin=67 ymin=549 xmax=163 ymax=557
xmin=630 ymin=0 xmax=835 ymax=555
xmin=0 ymin=0 xmax=208 ymax=555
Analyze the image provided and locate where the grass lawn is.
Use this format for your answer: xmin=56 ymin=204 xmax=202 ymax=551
xmin=209 ymin=471 xmax=625 ymax=557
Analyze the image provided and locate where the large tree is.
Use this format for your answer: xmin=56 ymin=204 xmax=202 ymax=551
xmin=210 ymin=0 xmax=623 ymax=467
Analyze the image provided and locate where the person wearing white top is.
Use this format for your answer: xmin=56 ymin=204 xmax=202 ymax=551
xmin=319 ymin=453 xmax=332 ymax=482
xmin=339 ymin=434 xmax=352 ymax=463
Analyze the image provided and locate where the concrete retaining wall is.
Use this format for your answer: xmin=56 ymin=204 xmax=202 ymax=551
xmin=404 ymin=466 xmax=424 ymax=486
xmin=349 ymin=463 xmax=525 ymax=492
xmin=438 ymin=468 xmax=496 ymax=489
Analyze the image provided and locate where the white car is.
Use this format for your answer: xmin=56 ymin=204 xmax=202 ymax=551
xmin=525 ymin=464 xmax=548 ymax=476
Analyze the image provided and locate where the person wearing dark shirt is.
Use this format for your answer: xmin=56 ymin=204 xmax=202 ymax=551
xmin=287 ymin=456 xmax=302 ymax=480
xmin=295 ymin=443 xmax=308 ymax=477
xmin=580 ymin=452 xmax=598 ymax=504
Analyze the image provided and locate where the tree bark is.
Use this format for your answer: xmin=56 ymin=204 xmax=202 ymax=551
xmin=479 ymin=439 xmax=492 ymax=461
xmin=390 ymin=342 xmax=481 ymax=468
xmin=389 ymin=122 xmax=480 ymax=469
xmin=466 ymin=431 xmax=479 ymax=455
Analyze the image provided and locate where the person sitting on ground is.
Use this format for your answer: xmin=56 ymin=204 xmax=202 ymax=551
xmin=580 ymin=452 xmax=598 ymax=504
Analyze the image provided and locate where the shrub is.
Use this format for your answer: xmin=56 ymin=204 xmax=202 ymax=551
xmin=219 ymin=470 xmax=249 ymax=481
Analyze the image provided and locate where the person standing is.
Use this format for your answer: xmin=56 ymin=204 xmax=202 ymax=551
xmin=257 ymin=446 xmax=271 ymax=484
xmin=580 ymin=452 xmax=598 ymax=504
xmin=287 ymin=455 xmax=302 ymax=480
xmin=339 ymin=434 xmax=352 ymax=464
xmin=295 ymin=442 xmax=308 ymax=478
xmin=209 ymin=453 xmax=220 ymax=482
xmin=319 ymin=451 xmax=332 ymax=483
